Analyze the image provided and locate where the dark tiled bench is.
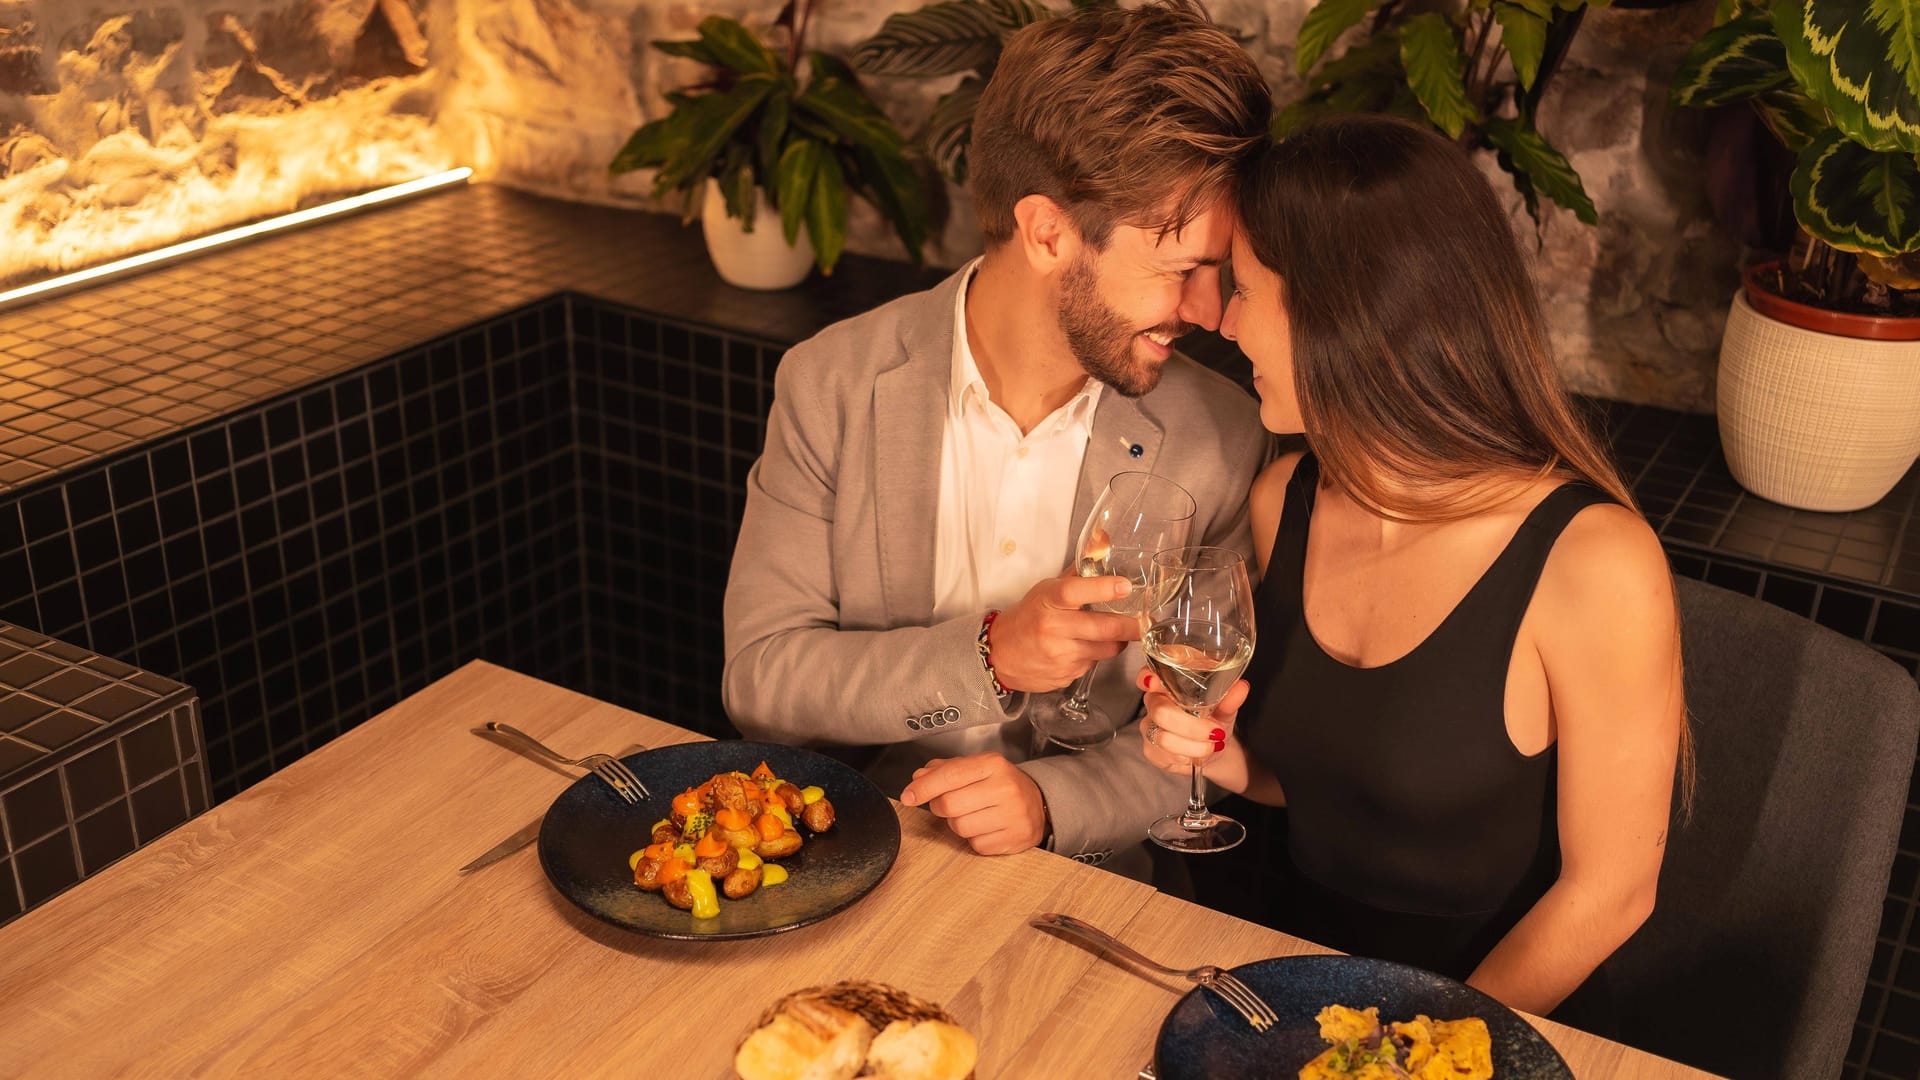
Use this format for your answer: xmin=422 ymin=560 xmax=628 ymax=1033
xmin=0 ymin=623 xmax=208 ymax=923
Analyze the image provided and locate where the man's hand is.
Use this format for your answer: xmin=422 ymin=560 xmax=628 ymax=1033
xmin=989 ymin=574 xmax=1140 ymax=692
xmin=899 ymin=753 xmax=1047 ymax=855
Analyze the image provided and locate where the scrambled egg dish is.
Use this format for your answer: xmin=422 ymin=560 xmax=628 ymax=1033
xmin=1298 ymin=1004 xmax=1494 ymax=1080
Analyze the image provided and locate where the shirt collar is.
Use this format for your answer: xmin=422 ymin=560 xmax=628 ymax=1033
xmin=950 ymin=258 xmax=1103 ymax=431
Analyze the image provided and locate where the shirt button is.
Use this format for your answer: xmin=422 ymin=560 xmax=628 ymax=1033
xmin=1015 ymin=446 xmax=1030 ymax=458
xmin=1000 ymin=539 xmax=1017 ymax=556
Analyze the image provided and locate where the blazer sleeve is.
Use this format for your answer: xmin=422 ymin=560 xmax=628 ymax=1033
xmin=722 ymin=346 xmax=1015 ymax=747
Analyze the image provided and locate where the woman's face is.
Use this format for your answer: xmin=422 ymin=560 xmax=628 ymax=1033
xmin=1221 ymin=233 xmax=1302 ymax=435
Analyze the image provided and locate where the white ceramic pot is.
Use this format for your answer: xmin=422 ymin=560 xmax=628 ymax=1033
xmin=1718 ymin=290 xmax=1920 ymax=511
xmin=699 ymin=178 xmax=814 ymax=291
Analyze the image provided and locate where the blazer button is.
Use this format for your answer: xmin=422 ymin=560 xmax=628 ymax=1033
xmin=942 ymin=706 xmax=959 ymax=723
xmin=921 ymin=712 xmax=935 ymax=728
xmin=906 ymin=716 xmax=921 ymax=731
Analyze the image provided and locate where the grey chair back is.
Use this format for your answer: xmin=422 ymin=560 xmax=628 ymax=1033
xmin=1606 ymin=577 xmax=1919 ymax=1079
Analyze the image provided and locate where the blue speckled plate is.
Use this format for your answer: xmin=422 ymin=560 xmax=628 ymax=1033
xmin=1154 ymin=955 xmax=1572 ymax=1080
xmin=537 ymin=741 xmax=900 ymax=941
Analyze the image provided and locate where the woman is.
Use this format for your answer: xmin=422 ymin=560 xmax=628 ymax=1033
xmin=1137 ymin=115 xmax=1687 ymax=1026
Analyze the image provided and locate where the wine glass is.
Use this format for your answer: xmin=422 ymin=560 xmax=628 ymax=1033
xmin=1029 ymin=471 xmax=1196 ymax=751
xmin=1142 ymin=545 xmax=1256 ymax=853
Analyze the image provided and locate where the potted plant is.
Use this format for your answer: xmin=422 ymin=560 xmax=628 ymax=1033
xmin=1671 ymin=0 xmax=1920 ymax=511
xmin=1279 ymin=0 xmax=1604 ymax=229
xmin=611 ymin=4 xmax=929 ymax=290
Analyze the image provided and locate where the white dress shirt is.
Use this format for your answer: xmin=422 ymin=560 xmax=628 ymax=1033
xmin=922 ymin=258 xmax=1100 ymax=760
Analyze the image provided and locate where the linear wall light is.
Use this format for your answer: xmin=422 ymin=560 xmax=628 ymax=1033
xmin=0 ymin=167 xmax=474 ymax=312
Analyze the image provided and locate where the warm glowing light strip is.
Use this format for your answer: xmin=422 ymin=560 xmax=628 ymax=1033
xmin=0 ymin=167 xmax=474 ymax=311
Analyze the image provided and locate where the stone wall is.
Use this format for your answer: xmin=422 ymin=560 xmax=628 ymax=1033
xmin=2 ymin=0 xmax=1736 ymax=410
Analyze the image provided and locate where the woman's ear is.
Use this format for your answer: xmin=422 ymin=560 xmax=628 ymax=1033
xmin=1012 ymin=194 xmax=1079 ymax=274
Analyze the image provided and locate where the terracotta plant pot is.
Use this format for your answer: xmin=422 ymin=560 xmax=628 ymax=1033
xmin=1717 ymin=261 xmax=1920 ymax=511
xmin=700 ymin=178 xmax=815 ymax=291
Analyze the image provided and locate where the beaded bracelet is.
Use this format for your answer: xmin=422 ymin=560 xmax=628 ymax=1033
xmin=977 ymin=609 xmax=1011 ymax=701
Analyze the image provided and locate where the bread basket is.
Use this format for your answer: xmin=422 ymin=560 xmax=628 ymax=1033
xmin=738 ymin=980 xmax=977 ymax=1079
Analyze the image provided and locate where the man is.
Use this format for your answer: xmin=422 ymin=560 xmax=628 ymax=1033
xmin=722 ymin=0 xmax=1272 ymax=878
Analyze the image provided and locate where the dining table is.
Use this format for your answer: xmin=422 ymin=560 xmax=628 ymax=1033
xmin=0 ymin=661 xmax=1718 ymax=1078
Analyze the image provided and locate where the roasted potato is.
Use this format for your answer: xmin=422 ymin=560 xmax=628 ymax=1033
xmin=634 ymin=858 xmax=668 ymax=892
xmin=714 ymin=825 xmax=759 ymax=850
xmin=770 ymin=782 xmax=805 ymax=816
xmin=651 ymin=822 xmax=679 ymax=845
xmin=756 ymin=828 xmax=802 ymax=859
xmin=697 ymin=847 xmax=739 ymax=878
xmin=710 ymin=774 xmax=752 ymax=814
xmin=662 ymin=878 xmax=695 ymax=910
xmin=723 ymin=864 xmax=763 ymax=899
xmin=800 ymin=797 xmax=835 ymax=833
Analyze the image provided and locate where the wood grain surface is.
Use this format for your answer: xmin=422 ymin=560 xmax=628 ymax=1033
xmin=0 ymin=661 xmax=1717 ymax=1079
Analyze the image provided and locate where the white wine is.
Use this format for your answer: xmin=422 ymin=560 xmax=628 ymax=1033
xmin=1143 ymin=622 xmax=1254 ymax=712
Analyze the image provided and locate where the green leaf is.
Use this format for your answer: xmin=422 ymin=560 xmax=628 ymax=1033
xmin=1775 ymin=0 xmax=1920 ymax=154
xmin=1485 ymin=115 xmax=1598 ymax=224
xmin=1506 ymin=0 xmax=1557 ymax=18
xmin=1305 ymin=33 xmax=1403 ymax=90
xmin=853 ymin=1 xmax=1008 ymax=77
xmin=694 ymin=16 xmax=780 ymax=76
xmin=976 ymin=0 xmax=1052 ymax=30
xmin=776 ymin=138 xmax=823 ymax=245
xmin=651 ymin=74 xmax=779 ymax=195
xmin=1669 ymin=11 xmax=1790 ymax=109
xmin=798 ymin=59 xmax=909 ymax=154
xmin=718 ymin=143 xmax=756 ymax=230
xmin=758 ymin=87 xmax=792 ymax=182
xmin=1714 ymin=0 xmax=1769 ymax=23
xmin=1398 ymin=13 xmax=1482 ymax=139
xmin=1790 ymin=126 xmax=1920 ymax=255
xmin=1297 ymin=0 xmax=1390 ymax=75
xmin=852 ymin=144 xmax=929 ymax=264
xmin=609 ymin=112 xmax=690 ymax=175
xmin=1756 ymin=84 xmax=1829 ymax=152
xmin=924 ymin=75 xmax=986 ymax=184
xmin=650 ymin=38 xmax=723 ymax=66
xmin=1493 ymin=3 xmax=1548 ymax=91
xmin=807 ymin=150 xmax=849 ymax=274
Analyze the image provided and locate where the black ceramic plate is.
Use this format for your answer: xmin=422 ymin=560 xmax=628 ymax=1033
xmin=537 ymin=741 xmax=901 ymax=940
xmin=1154 ymin=955 xmax=1572 ymax=1080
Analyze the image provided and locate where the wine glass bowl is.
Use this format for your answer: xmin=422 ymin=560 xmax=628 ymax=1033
xmin=1033 ymin=472 xmax=1196 ymax=751
xmin=1143 ymin=546 xmax=1256 ymax=853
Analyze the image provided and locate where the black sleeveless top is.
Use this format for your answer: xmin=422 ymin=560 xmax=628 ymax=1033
xmin=1241 ymin=453 xmax=1614 ymax=985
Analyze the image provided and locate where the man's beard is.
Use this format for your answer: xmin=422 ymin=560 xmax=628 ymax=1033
xmin=1057 ymin=254 xmax=1191 ymax=398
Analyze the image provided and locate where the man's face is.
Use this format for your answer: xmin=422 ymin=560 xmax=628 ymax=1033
xmin=1054 ymin=201 xmax=1234 ymax=398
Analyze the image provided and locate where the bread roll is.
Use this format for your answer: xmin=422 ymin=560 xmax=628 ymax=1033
xmin=865 ymin=1019 xmax=978 ymax=1080
xmin=733 ymin=1001 xmax=874 ymax=1080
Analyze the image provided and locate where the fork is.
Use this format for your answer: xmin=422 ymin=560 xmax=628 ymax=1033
xmin=1030 ymin=912 xmax=1278 ymax=1032
xmin=478 ymin=722 xmax=651 ymax=803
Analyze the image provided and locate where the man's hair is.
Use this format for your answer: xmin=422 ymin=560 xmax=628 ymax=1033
xmin=968 ymin=0 xmax=1271 ymax=249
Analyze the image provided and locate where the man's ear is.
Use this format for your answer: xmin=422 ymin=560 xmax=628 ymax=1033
xmin=1012 ymin=194 xmax=1079 ymax=274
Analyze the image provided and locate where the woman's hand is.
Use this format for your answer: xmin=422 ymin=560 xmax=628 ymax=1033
xmin=1136 ymin=668 xmax=1249 ymax=774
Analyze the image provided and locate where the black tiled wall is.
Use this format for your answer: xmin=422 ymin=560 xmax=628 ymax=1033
xmin=0 ymin=300 xmax=586 ymax=803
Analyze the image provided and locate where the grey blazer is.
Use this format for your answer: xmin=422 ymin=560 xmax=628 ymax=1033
xmin=722 ymin=266 xmax=1272 ymax=859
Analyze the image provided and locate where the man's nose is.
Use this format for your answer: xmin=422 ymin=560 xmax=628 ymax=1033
xmin=1179 ymin=270 xmax=1225 ymax=332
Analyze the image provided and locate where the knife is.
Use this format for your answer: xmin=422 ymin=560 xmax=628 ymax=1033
xmin=459 ymin=741 xmax=648 ymax=874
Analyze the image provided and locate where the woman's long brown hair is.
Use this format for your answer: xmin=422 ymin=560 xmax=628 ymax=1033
xmin=1238 ymin=114 xmax=1693 ymax=808
xmin=1237 ymin=114 xmax=1631 ymax=521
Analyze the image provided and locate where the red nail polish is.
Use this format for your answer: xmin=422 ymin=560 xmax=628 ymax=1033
xmin=1209 ymin=728 xmax=1224 ymax=742
xmin=1212 ymin=739 xmax=1226 ymax=752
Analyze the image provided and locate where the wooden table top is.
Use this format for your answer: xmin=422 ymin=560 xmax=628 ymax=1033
xmin=0 ymin=662 xmax=1716 ymax=1078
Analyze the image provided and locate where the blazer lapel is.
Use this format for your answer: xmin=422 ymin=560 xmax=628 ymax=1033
xmin=1072 ymin=393 xmax=1168 ymax=551
xmin=872 ymin=269 xmax=967 ymax=626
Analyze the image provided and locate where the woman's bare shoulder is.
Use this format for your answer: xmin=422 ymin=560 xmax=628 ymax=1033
xmin=1534 ymin=498 xmax=1677 ymax=643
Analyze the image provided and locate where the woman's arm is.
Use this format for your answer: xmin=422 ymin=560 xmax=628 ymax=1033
xmin=1466 ymin=504 xmax=1683 ymax=1015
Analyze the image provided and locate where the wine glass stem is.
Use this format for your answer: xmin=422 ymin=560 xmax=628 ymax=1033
xmin=1060 ymin=664 xmax=1098 ymax=718
xmin=1182 ymin=709 xmax=1212 ymax=825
